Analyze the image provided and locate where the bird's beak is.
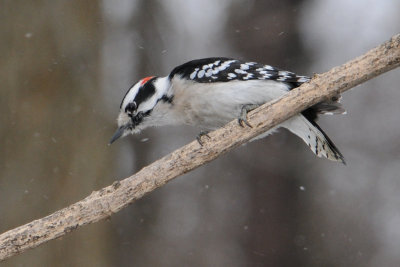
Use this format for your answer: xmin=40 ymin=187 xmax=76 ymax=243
xmin=109 ymin=125 xmax=127 ymax=145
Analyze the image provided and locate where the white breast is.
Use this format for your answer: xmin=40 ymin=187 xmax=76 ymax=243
xmin=170 ymin=77 xmax=291 ymax=129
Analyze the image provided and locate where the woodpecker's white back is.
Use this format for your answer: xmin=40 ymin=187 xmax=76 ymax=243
xmin=110 ymin=57 xmax=345 ymax=164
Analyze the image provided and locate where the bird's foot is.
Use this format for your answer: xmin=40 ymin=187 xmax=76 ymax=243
xmin=238 ymin=104 xmax=259 ymax=128
xmin=196 ymin=131 xmax=211 ymax=146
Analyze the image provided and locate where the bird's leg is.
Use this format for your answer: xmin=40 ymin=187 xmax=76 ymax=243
xmin=196 ymin=130 xmax=211 ymax=146
xmin=238 ymin=104 xmax=259 ymax=128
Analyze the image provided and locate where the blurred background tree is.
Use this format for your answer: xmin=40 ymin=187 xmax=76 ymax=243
xmin=1 ymin=0 xmax=399 ymax=266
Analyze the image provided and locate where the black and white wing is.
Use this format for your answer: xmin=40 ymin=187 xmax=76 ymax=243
xmin=170 ymin=57 xmax=344 ymax=117
xmin=169 ymin=57 xmax=310 ymax=87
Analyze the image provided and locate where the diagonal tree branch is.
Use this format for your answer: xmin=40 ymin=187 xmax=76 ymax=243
xmin=1 ymin=34 xmax=399 ymax=262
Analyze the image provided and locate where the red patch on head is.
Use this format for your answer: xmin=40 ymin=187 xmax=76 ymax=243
xmin=140 ymin=76 xmax=155 ymax=86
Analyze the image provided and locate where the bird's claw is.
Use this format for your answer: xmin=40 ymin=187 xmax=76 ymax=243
xmin=238 ymin=104 xmax=259 ymax=128
xmin=196 ymin=131 xmax=211 ymax=146
xmin=238 ymin=117 xmax=253 ymax=128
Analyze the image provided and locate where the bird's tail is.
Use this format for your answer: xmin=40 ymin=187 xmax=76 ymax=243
xmin=281 ymin=115 xmax=345 ymax=164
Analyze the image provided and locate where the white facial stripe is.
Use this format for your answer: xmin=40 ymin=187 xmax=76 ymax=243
xmin=121 ymin=76 xmax=171 ymax=114
xmin=121 ymin=82 xmax=141 ymax=110
xmin=137 ymin=76 xmax=171 ymax=112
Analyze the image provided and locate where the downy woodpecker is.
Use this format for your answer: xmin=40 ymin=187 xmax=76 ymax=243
xmin=110 ymin=57 xmax=345 ymax=163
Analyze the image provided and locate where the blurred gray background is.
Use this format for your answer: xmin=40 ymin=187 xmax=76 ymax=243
xmin=1 ymin=0 xmax=400 ymax=266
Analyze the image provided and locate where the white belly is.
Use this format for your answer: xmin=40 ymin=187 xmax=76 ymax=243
xmin=171 ymin=78 xmax=291 ymax=129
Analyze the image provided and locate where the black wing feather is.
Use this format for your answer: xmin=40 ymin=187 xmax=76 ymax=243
xmin=169 ymin=57 xmax=310 ymax=87
xmin=169 ymin=57 xmax=343 ymax=122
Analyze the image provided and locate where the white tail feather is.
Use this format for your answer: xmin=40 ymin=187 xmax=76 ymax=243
xmin=280 ymin=115 xmax=345 ymax=163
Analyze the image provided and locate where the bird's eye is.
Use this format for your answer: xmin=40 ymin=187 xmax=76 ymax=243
xmin=125 ymin=102 xmax=137 ymax=115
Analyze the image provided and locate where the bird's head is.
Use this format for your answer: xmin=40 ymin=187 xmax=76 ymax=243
xmin=109 ymin=76 xmax=173 ymax=144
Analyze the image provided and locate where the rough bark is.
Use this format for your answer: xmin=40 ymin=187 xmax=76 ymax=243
xmin=1 ymin=34 xmax=399 ymax=262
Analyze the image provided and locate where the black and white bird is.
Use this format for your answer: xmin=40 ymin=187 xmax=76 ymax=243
xmin=110 ymin=57 xmax=345 ymax=164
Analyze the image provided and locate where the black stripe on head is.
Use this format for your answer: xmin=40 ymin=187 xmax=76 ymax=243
xmin=134 ymin=77 xmax=157 ymax=107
